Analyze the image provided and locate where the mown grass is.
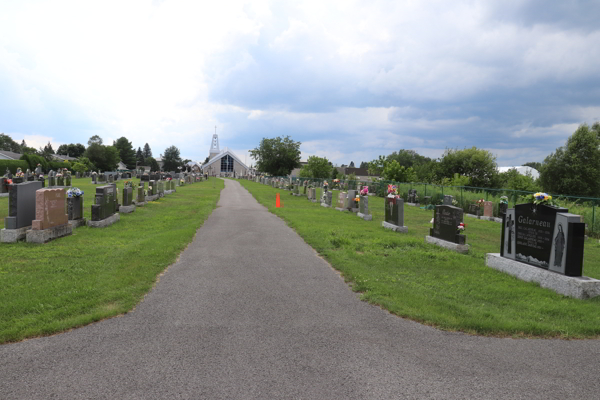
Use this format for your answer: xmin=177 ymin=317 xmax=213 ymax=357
xmin=240 ymin=180 xmax=600 ymax=338
xmin=0 ymin=177 xmax=223 ymax=344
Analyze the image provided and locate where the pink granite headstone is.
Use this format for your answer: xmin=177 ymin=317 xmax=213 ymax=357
xmin=32 ymin=188 xmax=68 ymax=230
xmin=483 ymin=201 xmax=494 ymax=217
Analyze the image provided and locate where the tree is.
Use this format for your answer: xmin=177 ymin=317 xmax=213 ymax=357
xmin=359 ymin=161 xmax=368 ymax=169
xmin=498 ymin=168 xmax=540 ymax=192
xmin=88 ymin=135 xmax=103 ymax=146
xmin=298 ymin=156 xmax=332 ymax=178
xmin=84 ymin=143 xmax=120 ymax=171
xmin=114 ymin=137 xmax=136 ymax=169
xmin=56 ymin=144 xmax=69 ymax=155
xmin=522 ymin=161 xmax=542 ymax=171
xmin=539 ymin=123 xmax=600 ymax=197
xmin=146 ymin=156 xmax=160 ymax=172
xmin=382 ymin=160 xmax=417 ymax=182
xmin=349 ymin=161 xmax=355 ymax=168
xmin=367 ymin=155 xmax=387 ymax=176
xmin=0 ymin=133 xmax=22 ymax=152
xmin=71 ymin=157 xmax=96 ymax=173
xmin=250 ymin=136 xmax=301 ymax=176
xmin=387 ymin=149 xmax=432 ymax=168
xmin=143 ymin=143 xmax=152 ymax=159
xmin=436 ymin=147 xmax=499 ymax=188
xmin=331 ymin=167 xmax=340 ymax=180
xmin=136 ymin=147 xmax=145 ymax=165
xmin=162 ymin=145 xmax=182 ymax=171
xmin=68 ymin=143 xmax=86 ymax=158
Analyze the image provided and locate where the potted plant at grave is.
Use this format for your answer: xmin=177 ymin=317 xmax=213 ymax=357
xmin=67 ymin=187 xmax=84 ymax=197
xmin=455 ymin=222 xmax=467 ymax=244
xmin=354 ymin=193 xmax=360 ymax=208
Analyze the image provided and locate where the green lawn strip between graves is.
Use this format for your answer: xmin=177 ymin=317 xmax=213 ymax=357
xmin=0 ymin=177 xmax=223 ymax=344
xmin=239 ymin=179 xmax=600 ymax=338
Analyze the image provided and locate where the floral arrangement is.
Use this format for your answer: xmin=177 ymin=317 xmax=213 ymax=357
xmin=5 ymin=178 xmax=13 ymax=185
xmin=67 ymin=187 xmax=84 ymax=197
xmin=457 ymin=222 xmax=466 ymax=234
xmin=452 ymin=199 xmax=459 ymax=206
xmin=15 ymin=168 xmax=24 ymax=178
xmin=56 ymin=172 xmax=63 ymax=178
xmin=387 ymin=184 xmax=398 ymax=198
xmin=144 ymin=190 xmax=148 ymax=196
xmin=499 ymin=196 xmax=508 ymax=204
xmin=180 ymin=179 xmax=185 ymax=184
xmin=355 ymin=194 xmax=360 ymax=203
xmin=476 ymin=199 xmax=485 ymax=207
xmin=360 ymin=186 xmax=369 ymax=196
xmin=39 ymin=174 xmax=44 ymax=179
xmin=525 ymin=192 xmax=558 ymax=206
xmin=124 ymin=180 xmax=133 ymax=188
xmin=323 ymin=181 xmax=329 ymax=187
xmin=166 ymin=177 xmax=172 ymax=181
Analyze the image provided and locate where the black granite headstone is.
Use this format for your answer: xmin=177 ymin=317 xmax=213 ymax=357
xmin=123 ymin=187 xmax=133 ymax=206
xmin=430 ymin=205 xmax=465 ymax=244
xmin=500 ymin=203 xmax=584 ymax=276
xmin=385 ymin=197 xmax=404 ymax=227
xmin=67 ymin=196 xmax=84 ymax=220
xmin=91 ymin=185 xmax=117 ymax=221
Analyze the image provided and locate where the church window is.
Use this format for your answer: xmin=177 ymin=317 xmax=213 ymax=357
xmin=221 ymin=154 xmax=234 ymax=172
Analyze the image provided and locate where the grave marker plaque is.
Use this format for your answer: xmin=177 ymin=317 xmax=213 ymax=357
xmin=4 ymin=181 xmax=43 ymax=229
xmin=483 ymin=201 xmax=493 ymax=217
xmin=32 ymin=188 xmax=68 ymax=230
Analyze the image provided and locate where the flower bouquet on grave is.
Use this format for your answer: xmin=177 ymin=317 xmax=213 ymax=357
xmin=456 ymin=222 xmax=466 ymax=234
xmin=360 ymin=186 xmax=369 ymax=196
xmin=499 ymin=196 xmax=508 ymax=204
xmin=180 ymin=179 xmax=185 ymax=184
xmin=524 ymin=192 xmax=559 ymax=206
xmin=124 ymin=180 xmax=133 ymax=188
xmin=387 ymin=184 xmax=399 ymax=198
xmin=452 ymin=199 xmax=459 ymax=206
xmin=67 ymin=187 xmax=84 ymax=197
xmin=476 ymin=198 xmax=485 ymax=208
xmin=166 ymin=177 xmax=172 ymax=181
xmin=354 ymin=194 xmax=360 ymax=207
xmin=15 ymin=168 xmax=24 ymax=178
xmin=333 ymin=178 xmax=340 ymax=188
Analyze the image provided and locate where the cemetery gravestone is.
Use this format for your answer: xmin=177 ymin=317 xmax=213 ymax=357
xmin=48 ymin=171 xmax=56 ymax=187
xmin=120 ymin=186 xmax=135 ymax=213
xmin=345 ymin=190 xmax=358 ymax=212
xmin=1 ymin=181 xmax=43 ymax=242
xmin=408 ymin=189 xmax=418 ymax=204
xmin=335 ymin=192 xmax=346 ymax=211
xmin=483 ymin=201 xmax=493 ymax=217
xmin=67 ymin=193 xmax=86 ymax=228
xmin=382 ymin=197 xmax=407 ymax=233
xmin=357 ymin=195 xmax=372 ymax=221
xmin=88 ymin=185 xmax=120 ymax=227
xmin=443 ymin=195 xmax=453 ymax=206
xmin=427 ymin=205 xmax=468 ymax=253
xmin=27 ymin=188 xmax=72 ymax=243
xmin=0 ymin=177 xmax=7 ymax=195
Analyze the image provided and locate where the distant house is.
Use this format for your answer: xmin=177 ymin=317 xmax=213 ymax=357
xmin=117 ymin=161 xmax=128 ymax=170
xmin=289 ymin=161 xmax=308 ymax=178
xmin=336 ymin=167 xmax=376 ymax=180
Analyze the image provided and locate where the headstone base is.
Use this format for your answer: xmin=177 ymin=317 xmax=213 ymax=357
xmin=465 ymin=213 xmax=479 ymax=220
xmin=335 ymin=207 xmax=346 ymax=212
xmin=119 ymin=205 xmax=136 ymax=214
xmin=26 ymin=223 xmax=73 ymax=244
xmin=382 ymin=221 xmax=408 ymax=233
xmin=425 ymin=235 xmax=469 ymax=254
xmin=1 ymin=226 xmax=31 ymax=242
xmin=87 ymin=213 xmax=120 ymax=228
xmin=357 ymin=212 xmax=372 ymax=221
xmin=165 ymin=190 xmax=174 ymax=195
xmin=406 ymin=202 xmax=420 ymax=207
xmin=349 ymin=207 xmax=359 ymax=213
xmin=145 ymin=194 xmax=160 ymax=202
xmin=321 ymin=203 xmax=331 ymax=208
xmin=465 ymin=214 xmax=503 ymax=223
xmin=134 ymin=201 xmax=146 ymax=207
xmin=486 ymin=253 xmax=600 ymax=299
xmin=69 ymin=218 xmax=87 ymax=228
xmin=311 ymin=199 xmax=318 ymax=203
xmin=0 ymin=193 xmax=8 ymax=198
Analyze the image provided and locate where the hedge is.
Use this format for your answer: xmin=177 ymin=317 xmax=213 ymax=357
xmin=20 ymin=153 xmax=49 ymax=172
xmin=49 ymin=160 xmax=71 ymax=171
xmin=0 ymin=160 xmax=30 ymax=175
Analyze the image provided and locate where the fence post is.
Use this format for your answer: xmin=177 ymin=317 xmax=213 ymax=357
xmin=425 ymin=184 xmax=427 ymax=196
xmin=593 ymin=203 xmax=596 ymax=234
xmin=442 ymin=185 xmax=444 ymax=196
xmin=485 ymin=191 xmax=488 ymax=201
xmin=461 ymin=186 xmax=463 ymax=206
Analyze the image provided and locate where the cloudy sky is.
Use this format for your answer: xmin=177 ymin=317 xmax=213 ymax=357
xmin=1 ymin=0 xmax=599 ymax=167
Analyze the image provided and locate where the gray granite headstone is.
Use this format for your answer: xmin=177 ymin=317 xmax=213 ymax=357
xmin=4 ymin=181 xmax=43 ymax=229
xmin=91 ymin=185 xmax=117 ymax=221
xmin=385 ymin=197 xmax=405 ymax=227
xmin=443 ymin=195 xmax=453 ymax=206
xmin=430 ymin=205 xmax=465 ymax=244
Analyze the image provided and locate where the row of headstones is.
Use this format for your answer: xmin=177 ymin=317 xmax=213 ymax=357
xmin=254 ymin=176 xmax=587 ymax=279
xmin=0 ymin=178 xmax=181 ymax=243
xmin=91 ymin=172 xmax=135 ymax=184
xmin=139 ymin=172 xmax=205 ymax=182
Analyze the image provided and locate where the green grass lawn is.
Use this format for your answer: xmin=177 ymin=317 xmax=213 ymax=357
xmin=0 ymin=177 xmax=223 ymax=344
xmin=239 ymin=179 xmax=600 ymax=338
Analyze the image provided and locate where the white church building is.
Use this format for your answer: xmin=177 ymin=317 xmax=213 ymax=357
xmin=201 ymin=134 xmax=249 ymax=177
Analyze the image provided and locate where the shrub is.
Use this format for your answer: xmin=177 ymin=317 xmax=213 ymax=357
xmin=0 ymin=160 xmax=29 ymax=175
xmin=20 ymin=153 xmax=49 ymax=172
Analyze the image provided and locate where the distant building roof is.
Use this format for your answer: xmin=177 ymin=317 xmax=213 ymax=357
xmin=202 ymin=147 xmax=248 ymax=171
xmin=52 ymin=154 xmax=78 ymax=162
xmin=0 ymin=150 xmax=22 ymax=160
xmin=498 ymin=166 xmax=540 ymax=179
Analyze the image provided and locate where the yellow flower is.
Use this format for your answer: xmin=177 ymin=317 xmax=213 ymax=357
xmin=548 ymin=195 xmax=552 ymax=200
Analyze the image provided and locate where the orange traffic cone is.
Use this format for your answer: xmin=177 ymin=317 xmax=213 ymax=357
xmin=276 ymin=193 xmax=282 ymax=208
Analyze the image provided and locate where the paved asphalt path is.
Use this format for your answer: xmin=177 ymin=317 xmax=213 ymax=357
xmin=2 ymin=179 xmax=600 ymax=399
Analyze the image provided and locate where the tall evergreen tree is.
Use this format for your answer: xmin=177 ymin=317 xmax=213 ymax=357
xmin=143 ymin=143 xmax=152 ymax=159
xmin=114 ymin=137 xmax=137 ymax=169
xmin=136 ymin=147 xmax=145 ymax=165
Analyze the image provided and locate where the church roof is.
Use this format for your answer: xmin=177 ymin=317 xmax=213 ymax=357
xmin=201 ymin=147 xmax=248 ymax=171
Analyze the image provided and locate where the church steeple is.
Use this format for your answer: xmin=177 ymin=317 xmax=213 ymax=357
xmin=209 ymin=127 xmax=220 ymax=160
